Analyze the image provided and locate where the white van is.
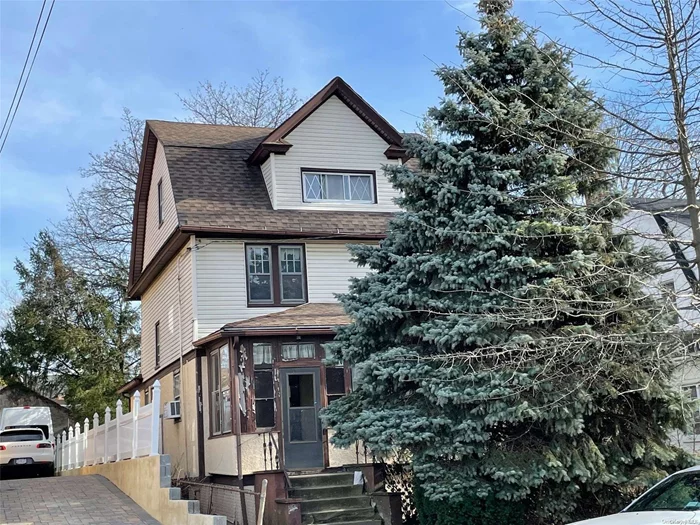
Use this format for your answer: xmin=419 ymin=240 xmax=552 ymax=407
xmin=0 ymin=406 xmax=54 ymax=441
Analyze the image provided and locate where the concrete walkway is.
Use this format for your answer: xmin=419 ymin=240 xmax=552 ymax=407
xmin=0 ymin=474 xmax=160 ymax=524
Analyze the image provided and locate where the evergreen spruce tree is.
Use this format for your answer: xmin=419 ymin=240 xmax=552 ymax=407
xmin=323 ymin=1 xmax=690 ymax=522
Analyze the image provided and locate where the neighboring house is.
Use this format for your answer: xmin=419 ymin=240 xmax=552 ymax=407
xmin=0 ymin=384 xmax=72 ymax=435
xmin=121 ymin=77 xmax=408 ymax=481
xmin=621 ymin=199 xmax=700 ymax=453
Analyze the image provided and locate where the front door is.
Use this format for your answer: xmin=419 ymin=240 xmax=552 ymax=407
xmin=280 ymin=367 xmax=323 ymax=469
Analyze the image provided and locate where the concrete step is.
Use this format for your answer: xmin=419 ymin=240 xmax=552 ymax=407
xmin=289 ymin=485 xmax=363 ymax=500
xmin=302 ymin=506 xmax=377 ymax=524
xmin=302 ymin=496 xmax=371 ymax=513
xmin=290 ymin=472 xmax=356 ymax=489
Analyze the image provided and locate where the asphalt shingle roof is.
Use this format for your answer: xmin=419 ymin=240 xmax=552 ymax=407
xmin=223 ymin=303 xmax=350 ymax=331
xmin=148 ymin=120 xmax=395 ymax=236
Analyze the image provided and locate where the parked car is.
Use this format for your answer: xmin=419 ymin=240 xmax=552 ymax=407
xmin=0 ymin=406 xmax=54 ymax=440
xmin=569 ymin=465 xmax=700 ymax=524
xmin=0 ymin=428 xmax=55 ymax=476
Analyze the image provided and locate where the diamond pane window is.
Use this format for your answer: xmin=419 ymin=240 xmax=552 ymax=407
xmin=348 ymin=175 xmax=372 ymax=201
xmin=304 ymin=174 xmax=323 ymax=200
xmin=302 ymin=172 xmax=374 ymax=203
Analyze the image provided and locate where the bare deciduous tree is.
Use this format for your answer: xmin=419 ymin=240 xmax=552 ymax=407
xmin=55 ymin=71 xmax=300 ymax=293
xmin=178 ymin=69 xmax=301 ymax=128
xmin=55 ymin=109 xmax=142 ymax=291
xmin=50 ymin=72 xmax=300 ymax=378
xmin=559 ymin=0 xmax=700 ymax=295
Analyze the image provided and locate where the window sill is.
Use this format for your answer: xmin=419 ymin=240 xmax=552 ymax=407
xmin=247 ymin=301 xmax=307 ymax=308
xmin=302 ymin=200 xmax=376 ymax=205
xmin=208 ymin=431 xmax=233 ymax=440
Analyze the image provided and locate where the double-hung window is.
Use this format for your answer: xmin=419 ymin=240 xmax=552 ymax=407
xmin=246 ymin=245 xmax=306 ymax=306
xmin=302 ymin=170 xmax=375 ymax=203
xmin=209 ymin=344 xmax=232 ymax=435
xmin=279 ymin=247 xmax=304 ymax=303
xmin=253 ymin=343 xmax=275 ymax=429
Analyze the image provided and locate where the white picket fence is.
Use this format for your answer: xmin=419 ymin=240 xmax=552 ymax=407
xmin=55 ymin=381 xmax=161 ymax=472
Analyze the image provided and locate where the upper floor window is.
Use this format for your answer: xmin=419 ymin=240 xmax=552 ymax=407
xmin=246 ymin=244 xmax=307 ymax=306
xmin=302 ymin=170 xmax=375 ymax=204
xmin=157 ymin=179 xmax=164 ymax=226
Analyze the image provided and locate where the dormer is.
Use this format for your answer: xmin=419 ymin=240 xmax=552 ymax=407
xmin=248 ymin=77 xmax=406 ymax=212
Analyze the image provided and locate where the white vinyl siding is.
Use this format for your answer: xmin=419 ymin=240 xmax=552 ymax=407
xmin=140 ymin=243 xmax=194 ymax=377
xmin=272 ymin=95 xmax=401 ymax=212
xmin=144 ymin=141 xmax=178 ymax=267
xmin=305 ymin=243 xmax=373 ymax=302
xmin=195 ymin=239 xmax=375 ymax=339
xmin=261 ymin=155 xmax=276 ymax=208
xmin=617 ymin=211 xmax=699 ymax=331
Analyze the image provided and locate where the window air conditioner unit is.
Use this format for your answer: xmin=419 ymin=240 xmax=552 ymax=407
xmin=164 ymin=400 xmax=181 ymax=419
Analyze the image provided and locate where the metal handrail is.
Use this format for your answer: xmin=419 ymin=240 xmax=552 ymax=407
xmin=267 ymin=431 xmax=291 ymax=490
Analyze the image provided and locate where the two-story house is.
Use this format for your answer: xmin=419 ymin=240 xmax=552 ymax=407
xmin=121 ymin=77 xmax=408 ymax=482
xmin=622 ymin=199 xmax=700 ymax=453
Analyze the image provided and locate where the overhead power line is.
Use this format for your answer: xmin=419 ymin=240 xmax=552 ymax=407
xmin=0 ymin=0 xmax=56 ymax=156
xmin=0 ymin=0 xmax=46 ymax=141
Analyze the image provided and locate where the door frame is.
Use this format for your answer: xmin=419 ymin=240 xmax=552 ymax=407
xmin=280 ymin=366 xmax=324 ymax=470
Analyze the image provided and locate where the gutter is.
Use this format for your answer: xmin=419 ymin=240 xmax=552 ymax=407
xmin=193 ymin=325 xmax=341 ymax=348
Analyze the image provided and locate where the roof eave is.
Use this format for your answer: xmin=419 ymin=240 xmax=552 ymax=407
xmin=193 ymin=325 xmax=341 ymax=348
xmin=116 ymin=375 xmax=143 ymax=395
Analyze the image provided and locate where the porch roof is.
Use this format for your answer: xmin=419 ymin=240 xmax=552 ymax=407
xmin=194 ymin=303 xmax=350 ymax=347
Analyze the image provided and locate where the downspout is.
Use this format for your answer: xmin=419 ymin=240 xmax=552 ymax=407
xmin=177 ymin=249 xmax=189 ymax=476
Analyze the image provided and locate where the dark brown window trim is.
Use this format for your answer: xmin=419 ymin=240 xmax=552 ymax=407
xmin=244 ymin=243 xmax=308 ymax=308
xmin=157 ymin=179 xmax=164 ymax=227
xmin=207 ymin=342 xmax=234 ymax=438
xmin=300 ymin=168 xmax=377 ymax=204
xmin=207 ymin=431 xmax=233 ymax=440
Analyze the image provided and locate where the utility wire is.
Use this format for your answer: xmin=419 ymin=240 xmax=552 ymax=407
xmin=0 ymin=0 xmax=46 ymax=141
xmin=0 ymin=0 xmax=56 ymax=155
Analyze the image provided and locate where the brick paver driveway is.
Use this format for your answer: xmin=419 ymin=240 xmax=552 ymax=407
xmin=0 ymin=475 xmax=160 ymax=524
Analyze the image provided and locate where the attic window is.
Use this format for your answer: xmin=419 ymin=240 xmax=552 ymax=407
xmin=302 ymin=170 xmax=375 ymax=203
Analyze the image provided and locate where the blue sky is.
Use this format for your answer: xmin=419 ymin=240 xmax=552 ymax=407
xmin=0 ymin=0 xmax=596 ymax=292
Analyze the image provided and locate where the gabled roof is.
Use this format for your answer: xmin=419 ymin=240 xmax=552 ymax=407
xmin=194 ymin=303 xmax=350 ymax=347
xmin=248 ymin=76 xmax=407 ymax=164
xmin=128 ymin=77 xmax=403 ymax=299
xmin=629 ymin=198 xmax=693 ymax=227
xmin=0 ymin=384 xmax=71 ymax=413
